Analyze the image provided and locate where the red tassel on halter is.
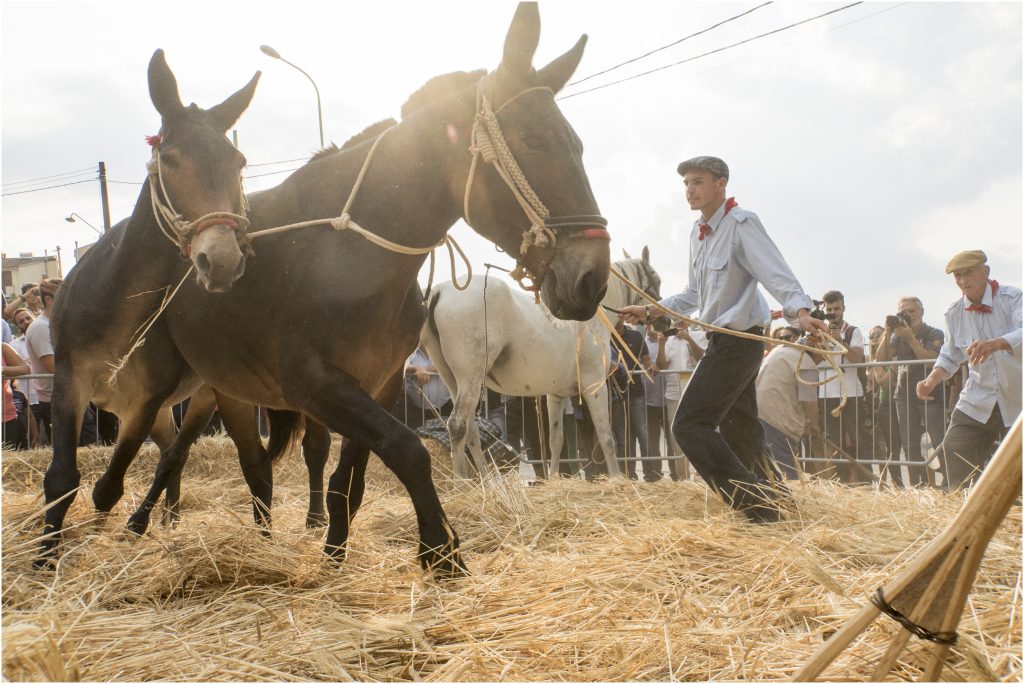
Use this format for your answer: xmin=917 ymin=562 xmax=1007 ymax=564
xmin=145 ymin=134 xmax=162 ymax=147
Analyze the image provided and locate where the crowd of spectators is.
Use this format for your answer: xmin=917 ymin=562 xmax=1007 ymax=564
xmin=5 ymin=249 xmax=1017 ymax=495
xmin=2 ymin=278 xmax=118 ymax=450
xmin=389 ymin=251 xmax=1018 ymax=492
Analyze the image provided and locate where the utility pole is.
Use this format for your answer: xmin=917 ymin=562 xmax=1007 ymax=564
xmin=98 ymin=161 xmax=111 ymax=232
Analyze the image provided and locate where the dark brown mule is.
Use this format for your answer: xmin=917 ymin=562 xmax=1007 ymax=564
xmin=122 ymin=123 xmax=403 ymax=537
xmin=44 ymin=3 xmax=610 ymax=577
xmin=38 ymin=50 xmax=260 ymax=566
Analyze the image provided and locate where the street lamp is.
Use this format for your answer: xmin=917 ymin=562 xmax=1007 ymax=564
xmin=260 ymin=44 xmax=325 ymax=148
xmin=66 ymin=212 xmax=102 ymax=236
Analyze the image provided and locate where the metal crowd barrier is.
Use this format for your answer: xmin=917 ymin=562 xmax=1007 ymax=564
xmin=10 ymin=357 xmax=973 ymax=490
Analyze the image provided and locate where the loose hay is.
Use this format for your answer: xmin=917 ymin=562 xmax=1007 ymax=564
xmin=3 ymin=437 xmax=1020 ymax=681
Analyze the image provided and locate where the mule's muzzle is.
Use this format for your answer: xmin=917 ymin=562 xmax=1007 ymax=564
xmin=541 ymin=229 xmax=611 ymax=321
xmin=192 ymin=223 xmax=247 ymax=292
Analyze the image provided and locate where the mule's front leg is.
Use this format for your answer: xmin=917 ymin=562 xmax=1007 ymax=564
xmin=126 ymin=391 xmax=217 ymax=536
xmin=216 ymin=392 xmax=273 ymax=530
xmin=37 ymin=368 xmax=90 ymax=567
xmin=302 ymin=420 xmax=331 ymax=528
xmin=323 ymin=437 xmax=370 ymax=561
xmin=288 ymin=370 xmax=465 ymax=578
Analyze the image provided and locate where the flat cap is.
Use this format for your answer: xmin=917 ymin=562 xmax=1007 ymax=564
xmin=677 ymin=156 xmax=729 ymax=179
xmin=945 ymin=250 xmax=987 ymax=274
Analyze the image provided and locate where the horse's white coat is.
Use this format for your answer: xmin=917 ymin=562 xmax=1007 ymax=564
xmin=422 ymin=254 xmax=658 ymax=479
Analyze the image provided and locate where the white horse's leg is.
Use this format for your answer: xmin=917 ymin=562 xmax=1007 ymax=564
xmin=545 ymin=395 xmax=566 ymax=478
xmin=584 ymin=385 xmax=623 ymax=479
xmin=447 ymin=385 xmax=482 ymax=479
xmin=463 ymin=409 xmax=496 ymax=479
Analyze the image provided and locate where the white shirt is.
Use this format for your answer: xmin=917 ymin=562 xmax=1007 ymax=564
xmin=817 ymin=321 xmax=865 ymax=399
xmin=758 ymin=345 xmax=819 ymax=438
xmin=934 ymin=282 xmax=1022 ymax=426
xmin=24 ymin=314 xmax=53 ymax=403
xmin=658 ymin=201 xmax=814 ymax=331
xmin=662 ymin=330 xmax=707 ymax=401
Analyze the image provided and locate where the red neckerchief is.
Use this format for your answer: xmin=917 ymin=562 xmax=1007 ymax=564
xmin=965 ymin=280 xmax=999 ymax=314
xmin=698 ymin=197 xmax=737 ymax=241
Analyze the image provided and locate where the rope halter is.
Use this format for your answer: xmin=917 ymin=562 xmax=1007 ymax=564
xmin=462 ymin=74 xmax=610 ymax=292
xmin=145 ymin=134 xmax=254 ymax=260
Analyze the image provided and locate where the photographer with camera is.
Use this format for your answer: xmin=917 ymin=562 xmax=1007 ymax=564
xmin=812 ymin=290 xmax=873 ymax=484
xmin=652 ymin=324 xmax=706 ymax=481
xmin=874 ymin=296 xmax=944 ymax=487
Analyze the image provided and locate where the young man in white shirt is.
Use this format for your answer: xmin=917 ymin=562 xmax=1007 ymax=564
xmin=622 ymin=156 xmax=828 ymax=522
xmin=816 ymin=290 xmax=873 ymax=484
xmin=917 ymin=250 xmax=1021 ymax=490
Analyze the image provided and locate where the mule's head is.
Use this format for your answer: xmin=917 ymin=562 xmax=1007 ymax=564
xmin=459 ymin=3 xmax=610 ymax=321
xmin=148 ymin=49 xmax=260 ymax=292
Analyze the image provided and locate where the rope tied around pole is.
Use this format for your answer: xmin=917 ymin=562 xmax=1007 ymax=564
xmin=869 ymin=588 xmax=959 ymax=646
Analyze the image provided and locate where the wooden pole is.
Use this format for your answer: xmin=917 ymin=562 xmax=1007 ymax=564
xmin=793 ymin=417 xmax=1022 ymax=681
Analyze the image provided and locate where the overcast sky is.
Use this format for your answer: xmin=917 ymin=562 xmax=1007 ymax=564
xmin=2 ymin=1 xmax=1021 ymax=332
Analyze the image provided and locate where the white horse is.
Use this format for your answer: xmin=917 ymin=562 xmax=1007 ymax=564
xmin=421 ymin=249 xmax=661 ymax=479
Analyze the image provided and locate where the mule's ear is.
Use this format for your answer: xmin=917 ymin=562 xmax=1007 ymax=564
xmin=500 ymin=2 xmax=541 ymax=76
xmin=149 ymin=49 xmax=184 ymax=119
xmin=642 ymin=245 xmax=650 ymax=264
xmin=207 ymin=71 xmax=261 ymax=132
xmin=622 ymin=248 xmax=632 ymax=259
xmin=536 ymin=35 xmax=587 ymax=93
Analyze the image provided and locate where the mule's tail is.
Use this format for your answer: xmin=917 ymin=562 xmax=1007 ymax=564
xmin=265 ymin=409 xmax=305 ymax=464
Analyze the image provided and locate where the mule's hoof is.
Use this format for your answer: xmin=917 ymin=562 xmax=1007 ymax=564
xmin=125 ymin=513 xmax=151 ymax=537
xmin=305 ymin=513 xmax=328 ymax=529
xmin=418 ymin=542 xmax=467 ymax=579
xmin=32 ymin=551 xmax=58 ymax=571
xmin=92 ymin=478 xmax=124 ymax=513
xmin=323 ymin=542 xmax=347 ymax=564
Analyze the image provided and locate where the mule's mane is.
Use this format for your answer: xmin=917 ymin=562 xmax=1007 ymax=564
xmin=400 ymin=70 xmax=485 ymax=119
xmin=305 ymin=70 xmax=484 ymax=166
xmin=308 ymin=118 xmax=399 ymax=163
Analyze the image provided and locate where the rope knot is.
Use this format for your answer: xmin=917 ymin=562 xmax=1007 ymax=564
xmin=519 ymin=221 xmax=556 ymax=256
xmin=471 ymin=120 xmax=497 ymax=163
xmin=331 ymin=213 xmax=352 ymax=232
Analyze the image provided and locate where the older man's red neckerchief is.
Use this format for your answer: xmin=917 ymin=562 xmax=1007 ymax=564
xmin=965 ymin=280 xmax=999 ymax=314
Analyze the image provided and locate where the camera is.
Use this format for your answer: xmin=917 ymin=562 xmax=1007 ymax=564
xmin=649 ymin=315 xmax=674 ymax=335
xmin=885 ymin=312 xmax=911 ymax=330
xmin=663 ymin=328 xmax=679 ymax=338
xmin=810 ymin=300 xmax=826 ymax=321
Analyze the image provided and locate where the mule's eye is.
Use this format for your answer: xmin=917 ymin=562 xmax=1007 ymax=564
xmin=161 ymin=153 xmax=181 ymax=169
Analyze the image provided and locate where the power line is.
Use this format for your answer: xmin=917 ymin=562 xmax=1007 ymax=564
xmin=245 ymin=166 xmax=304 ymax=180
xmin=247 ymin=156 xmax=309 ymax=168
xmin=569 ymin=2 xmax=773 ymax=87
xmin=1 ymin=166 xmax=96 ymax=188
xmin=1 ymin=178 xmax=96 ymax=197
xmin=559 ymin=1 xmax=864 ymax=101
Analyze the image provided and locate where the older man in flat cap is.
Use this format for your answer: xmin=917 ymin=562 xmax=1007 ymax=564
xmin=917 ymin=250 xmax=1022 ymax=490
xmin=621 ymin=156 xmax=827 ymax=522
